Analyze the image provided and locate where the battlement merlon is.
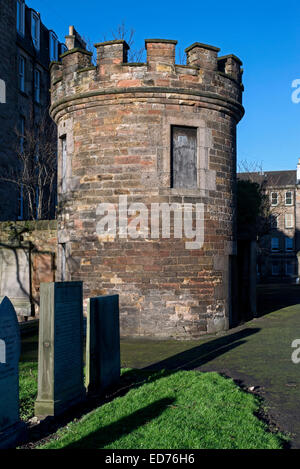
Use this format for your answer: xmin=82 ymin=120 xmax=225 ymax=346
xmin=94 ymin=40 xmax=129 ymax=76
xmin=218 ymin=54 xmax=243 ymax=83
xmin=185 ymin=42 xmax=220 ymax=71
xmin=145 ymin=39 xmax=177 ymax=72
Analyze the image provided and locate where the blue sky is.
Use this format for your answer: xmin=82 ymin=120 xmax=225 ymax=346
xmin=28 ymin=0 xmax=300 ymax=171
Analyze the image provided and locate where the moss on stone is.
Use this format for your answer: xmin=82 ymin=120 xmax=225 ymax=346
xmin=60 ymin=48 xmax=93 ymax=59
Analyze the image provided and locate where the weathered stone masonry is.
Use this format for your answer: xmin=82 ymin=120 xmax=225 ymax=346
xmin=50 ymin=29 xmax=244 ymax=338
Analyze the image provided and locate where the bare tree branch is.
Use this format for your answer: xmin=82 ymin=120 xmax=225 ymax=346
xmin=0 ymin=107 xmax=57 ymax=220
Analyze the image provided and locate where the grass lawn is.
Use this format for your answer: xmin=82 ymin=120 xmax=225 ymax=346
xmin=19 ymin=361 xmax=38 ymax=422
xmin=38 ymin=369 xmax=285 ymax=450
xmin=19 ymin=317 xmax=289 ymax=449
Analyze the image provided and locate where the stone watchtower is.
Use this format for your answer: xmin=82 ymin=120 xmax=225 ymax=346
xmin=50 ymin=27 xmax=244 ymax=338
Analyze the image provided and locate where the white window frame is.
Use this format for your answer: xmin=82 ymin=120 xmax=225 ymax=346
xmin=285 ymin=213 xmax=294 ymax=229
xmin=285 ymin=237 xmax=293 ymax=251
xmin=34 ymin=69 xmax=41 ymax=103
xmin=49 ymin=31 xmax=59 ymax=62
xmin=285 ymin=191 xmax=293 ymax=206
xmin=31 ymin=11 xmax=40 ymax=50
xmin=271 ymin=237 xmax=279 ymax=252
xmin=18 ymin=55 xmax=25 ymax=92
xmin=16 ymin=0 xmax=25 ymax=36
xmin=271 ymin=192 xmax=278 ymax=206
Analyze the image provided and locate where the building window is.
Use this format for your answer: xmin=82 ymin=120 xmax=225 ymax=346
xmin=18 ymin=116 xmax=25 ymax=220
xmin=16 ymin=0 xmax=25 ymax=36
xmin=61 ymin=136 xmax=67 ymax=193
xmin=271 ymin=237 xmax=279 ymax=251
xmin=285 ymin=191 xmax=293 ymax=205
xmin=271 ymin=215 xmax=279 ymax=229
xmin=271 ymin=261 xmax=280 ymax=276
xmin=61 ymin=243 xmax=66 ymax=281
xmin=285 ymin=237 xmax=293 ymax=251
xmin=49 ymin=31 xmax=58 ymax=62
xmin=19 ymin=116 xmax=25 ymax=153
xmin=18 ymin=184 xmax=24 ymax=220
xmin=31 ymin=11 xmax=40 ymax=50
xmin=285 ymin=213 xmax=294 ymax=229
xmin=60 ymin=44 xmax=68 ymax=55
xmin=171 ymin=126 xmax=197 ymax=189
xmin=271 ymin=192 xmax=278 ymax=206
xmin=285 ymin=262 xmax=294 ymax=276
xmin=18 ymin=55 xmax=25 ymax=92
xmin=34 ymin=69 xmax=41 ymax=103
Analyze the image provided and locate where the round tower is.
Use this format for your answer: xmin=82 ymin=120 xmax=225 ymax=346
xmin=50 ymin=27 xmax=244 ymax=338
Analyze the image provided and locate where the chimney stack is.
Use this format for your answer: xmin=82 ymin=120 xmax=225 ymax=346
xmin=297 ymin=158 xmax=300 ymax=184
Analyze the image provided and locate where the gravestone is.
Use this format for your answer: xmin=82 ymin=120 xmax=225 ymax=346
xmin=35 ymin=282 xmax=86 ymax=418
xmin=0 ymin=297 xmax=26 ymax=448
xmin=86 ymin=295 xmax=120 ymax=395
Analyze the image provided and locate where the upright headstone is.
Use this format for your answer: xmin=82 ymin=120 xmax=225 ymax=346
xmin=86 ymin=295 xmax=120 ymax=395
xmin=35 ymin=282 xmax=86 ymax=418
xmin=0 ymin=297 xmax=26 ymax=448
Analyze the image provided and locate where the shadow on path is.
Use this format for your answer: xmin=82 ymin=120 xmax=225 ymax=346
xmin=257 ymin=284 xmax=300 ymax=317
xmin=143 ymin=328 xmax=260 ymax=372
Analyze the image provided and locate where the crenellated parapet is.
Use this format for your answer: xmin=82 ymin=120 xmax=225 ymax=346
xmin=50 ymin=29 xmax=244 ymax=123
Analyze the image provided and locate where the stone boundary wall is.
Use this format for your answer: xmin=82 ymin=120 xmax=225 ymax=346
xmin=0 ymin=221 xmax=57 ymax=319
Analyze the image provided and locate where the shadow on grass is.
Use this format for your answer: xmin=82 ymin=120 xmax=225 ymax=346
xmin=21 ymin=327 xmax=261 ymax=448
xmin=60 ymin=397 xmax=175 ymax=449
xmin=20 ymin=334 xmax=38 ymax=363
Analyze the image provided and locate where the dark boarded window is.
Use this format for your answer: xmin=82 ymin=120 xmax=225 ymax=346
xmin=171 ymin=126 xmax=197 ymax=189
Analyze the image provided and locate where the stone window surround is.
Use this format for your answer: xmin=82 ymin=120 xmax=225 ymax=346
xmin=270 ymin=191 xmax=278 ymax=206
xmin=285 ymin=190 xmax=293 ymax=206
xmin=160 ymin=115 xmax=216 ymax=198
xmin=57 ymin=117 xmax=74 ymax=195
xmin=285 ymin=213 xmax=294 ymax=229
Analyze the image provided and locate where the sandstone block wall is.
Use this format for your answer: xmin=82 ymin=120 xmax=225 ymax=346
xmin=50 ymin=31 xmax=244 ymax=338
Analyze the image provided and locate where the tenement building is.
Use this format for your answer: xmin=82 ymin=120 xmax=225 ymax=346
xmin=0 ymin=0 xmax=65 ymax=220
xmin=50 ymin=27 xmax=245 ymax=338
xmin=239 ymin=161 xmax=300 ymax=282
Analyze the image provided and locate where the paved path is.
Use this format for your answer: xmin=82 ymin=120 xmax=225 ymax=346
xmin=121 ymin=302 xmax=300 ymax=448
